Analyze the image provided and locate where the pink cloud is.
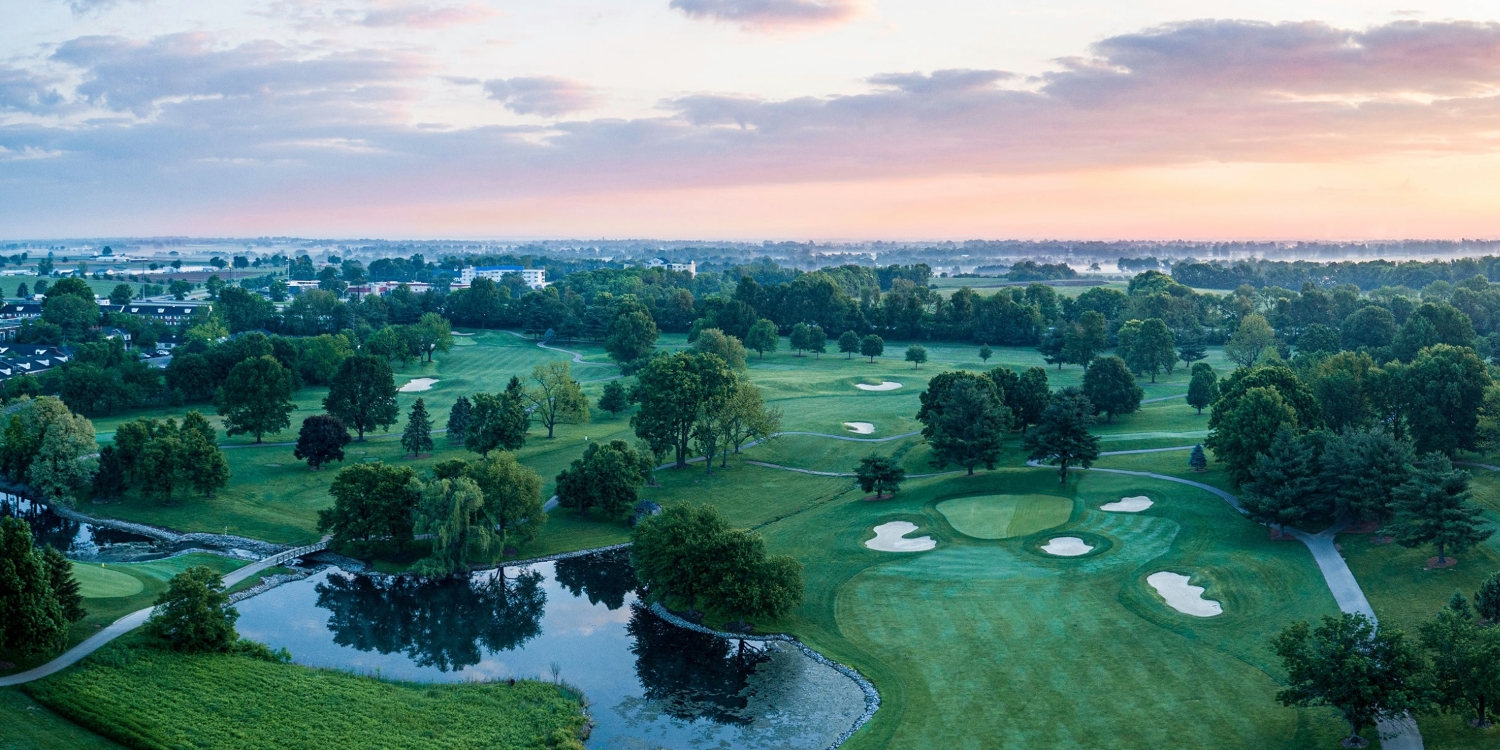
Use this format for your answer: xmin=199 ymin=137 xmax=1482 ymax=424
xmin=669 ymin=0 xmax=863 ymax=30
xmin=483 ymin=77 xmax=601 ymax=116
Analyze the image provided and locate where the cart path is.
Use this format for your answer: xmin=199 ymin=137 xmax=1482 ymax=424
xmin=504 ymin=331 xmax=620 ymax=368
xmin=0 ymin=539 xmax=329 ymax=687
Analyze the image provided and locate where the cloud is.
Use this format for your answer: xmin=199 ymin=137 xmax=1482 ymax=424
xmin=50 ymin=33 xmax=429 ymax=116
xmin=62 ymin=0 xmax=140 ymax=14
xmin=669 ymin=0 xmax=862 ymax=30
xmin=483 ymin=77 xmax=601 ymax=116
xmin=361 ymin=2 xmax=498 ymax=29
xmin=0 ymin=66 xmax=66 ymax=113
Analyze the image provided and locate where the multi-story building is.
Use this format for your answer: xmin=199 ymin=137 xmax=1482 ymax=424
xmin=459 ymin=265 xmax=546 ymax=289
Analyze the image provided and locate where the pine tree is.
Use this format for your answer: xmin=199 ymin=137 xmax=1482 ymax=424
xmin=1189 ymin=444 xmax=1208 ymax=471
xmin=447 ymin=395 xmax=472 ymax=442
xmin=1420 ymin=592 xmax=1500 ymax=728
xmin=1477 ymin=572 xmax=1500 ymax=623
xmin=0 ymin=517 xmax=67 ymax=656
xmin=402 ymin=398 xmax=434 ymax=458
xmin=1178 ymin=333 xmax=1208 ymax=365
xmin=41 ymin=545 xmax=85 ymax=623
xmin=855 ymin=454 xmax=906 ymax=498
xmin=1392 ymin=453 xmax=1494 ymax=566
xmin=1240 ymin=428 xmax=1324 ymax=537
xmin=1024 ymin=387 xmax=1101 ymax=484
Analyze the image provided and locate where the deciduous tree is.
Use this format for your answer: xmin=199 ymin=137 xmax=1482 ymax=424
xmin=294 ymin=414 xmax=351 ymax=470
xmin=0 ymin=518 xmax=67 ymax=656
xmin=855 ymin=454 xmax=906 ymax=498
xmin=556 ymin=440 xmax=650 ymax=517
xmin=214 ymin=355 xmax=294 ymax=443
xmin=1187 ymin=363 xmax=1217 ymax=414
xmin=917 ymin=371 xmax=1010 ymax=475
xmin=145 ymin=566 xmax=239 ymax=653
xmin=838 ymin=330 xmax=860 ymax=359
xmin=1225 ymin=314 xmax=1277 ymax=368
xmin=1081 ymin=355 xmax=1142 ymax=423
xmin=905 ymin=344 xmax=928 ymax=369
xmin=1206 ymin=384 xmax=1300 ymax=485
xmin=861 ymin=334 xmax=884 ymax=362
xmin=745 ymin=318 xmax=779 ymax=359
xmin=1420 ymin=593 xmax=1500 ymax=728
xmin=318 ymin=462 xmax=419 ymax=549
xmin=324 ymin=353 xmax=399 ymax=441
xmin=527 ymin=361 xmax=589 ymax=439
xmin=598 ymin=380 xmax=629 ymax=416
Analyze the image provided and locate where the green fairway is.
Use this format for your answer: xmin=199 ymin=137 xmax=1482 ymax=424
xmin=935 ymin=493 xmax=1074 ymax=539
xmin=68 ymin=564 xmax=144 ymax=598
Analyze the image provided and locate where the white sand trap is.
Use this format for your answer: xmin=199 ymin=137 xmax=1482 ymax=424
xmin=1041 ymin=537 xmax=1094 ymax=556
xmin=844 ymin=422 xmax=875 ymax=434
xmin=399 ymin=378 xmax=439 ymax=392
xmin=1101 ymin=496 xmax=1153 ymax=513
xmin=865 ymin=521 xmax=936 ymax=552
xmin=855 ymin=381 xmax=903 ymax=391
xmin=1147 ymin=572 xmax=1222 ymax=617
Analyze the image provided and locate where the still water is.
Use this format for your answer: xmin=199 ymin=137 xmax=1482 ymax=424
xmin=234 ymin=549 xmax=867 ymax=750
xmin=0 ymin=494 xmax=159 ymax=560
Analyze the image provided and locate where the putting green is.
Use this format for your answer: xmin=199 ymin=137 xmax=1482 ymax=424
xmin=70 ymin=563 xmax=145 ymax=598
xmin=936 ymin=494 xmax=1073 ymax=539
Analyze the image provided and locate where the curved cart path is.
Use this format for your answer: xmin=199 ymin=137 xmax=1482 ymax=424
xmin=504 ymin=331 xmax=621 ymax=368
xmin=0 ymin=540 xmax=328 ymax=687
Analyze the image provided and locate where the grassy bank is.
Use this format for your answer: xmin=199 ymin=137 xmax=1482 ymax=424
xmin=24 ymin=638 xmax=586 ymax=750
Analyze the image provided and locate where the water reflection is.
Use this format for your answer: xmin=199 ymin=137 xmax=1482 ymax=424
xmin=234 ymin=553 xmax=868 ymax=750
xmin=627 ymin=604 xmax=771 ymax=726
xmin=315 ymin=569 xmax=546 ymax=671
xmin=0 ymin=494 xmax=156 ymax=559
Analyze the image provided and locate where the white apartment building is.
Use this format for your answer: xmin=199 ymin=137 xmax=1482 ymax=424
xmin=459 ymin=265 xmax=547 ymax=289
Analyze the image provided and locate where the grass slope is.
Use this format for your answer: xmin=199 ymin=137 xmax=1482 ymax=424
xmin=24 ymin=638 xmax=585 ymax=750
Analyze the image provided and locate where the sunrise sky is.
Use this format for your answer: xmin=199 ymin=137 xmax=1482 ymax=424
xmin=6 ymin=0 xmax=1500 ymax=240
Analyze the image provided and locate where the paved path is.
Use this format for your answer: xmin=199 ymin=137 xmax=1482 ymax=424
xmin=1140 ymin=392 xmax=1187 ymax=404
xmin=0 ymin=540 xmax=328 ymax=687
xmin=504 ymin=331 xmax=620 ymax=368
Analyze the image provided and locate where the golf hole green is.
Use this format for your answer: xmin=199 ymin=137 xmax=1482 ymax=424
xmin=71 ymin=563 xmax=145 ymax=598
xmin=936 ymin=494 xmax=1073 ymax=540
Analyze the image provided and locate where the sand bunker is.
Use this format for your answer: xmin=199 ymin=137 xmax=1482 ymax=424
xmin=844 ymin=422 xmax=875 ymax=434
xmin=865 ymin=521 xmax=936 ymax=552
xmin=1041 ymin=537 xmax=1094 ymax=557
xmin=399 ymin=378 xmax=439 ymax=392
xmin=1101 ymin=496 xmax=1153 ymax=513
xmin=1147 ymin=572 xmax=1222 ymax=617
xmin=855 ymin=381 xmax=903 ymax=391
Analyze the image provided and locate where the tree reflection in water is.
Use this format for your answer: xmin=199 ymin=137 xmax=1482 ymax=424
xmin=553 ymin=548 xmax=637 ymax=610
xmin=314 ymin=568 xmax=546 ymax=671
xmin=627 ymin=604 xmax=772 ymax=726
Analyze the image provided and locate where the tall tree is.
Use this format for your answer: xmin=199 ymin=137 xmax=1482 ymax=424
xmin=91 ymin=444 xmax=127 ymax=500
xmin=324 ymin=353 xmax=400 ymax=441
xmin=1081 ymin=355 xmax=1142 ymax=423
xmin=1477 ymin=572 xmax=1500 ymax=623
xmin=1392 ymin=453 xmax=1493 ymax=566
xmin=1024 ymin=387 xmax=1100 ymax=484
xmin=214 ymin=355 xmax=294 ymax=443
xmin=1038 ymin=326 xmax=1068 ymax=369
xmin=704 ymin=532 xmax=804 ymax=630
xmin=605 ymin=298 xmax=659 ymax=363
xmin=145 ymin=566 xmax=240 ymax=653
xmin=693 ymin=328 xmax=747 ymax=370
xmin=1403 ymin=344 xmax=1492 ymax=456
xmin=25 ymin=400 xmax=98 ymax=504
xmin=463 ymin=452 xmax=546 ymax=549
xmin=598 ymin=380 xmax=629 ymax=417
xmin=1125 ymin=318 xmax=1176 ymax=382
xmin=466 ymin=384 xmax=529 ymax=456
xmin=789 ymin=322 xmax=811 ymax=356
xmin=1420 ymin=593 xmax=1500 ymax=729
xmin=1273 ymin=613 xmax=1426 ymax=748
xmin=631 ymin=352 xmax=734 ymax=469
xmin=719 ymin=379 xmax=781 ymax=462
xmin=629 ymin=503 xmax=732 ymax=617
xmin=413 ymin=476 xmax=496 ymax=575
xmin=412 ymin=312 xmax=454 ymax=362
xmin=318 ymin=462 xmax=419 ymax=550
xmin=1187 ymin=362 xmax=1217 ymax=415
xmin=838 ymin=330 xmax=860 ymax=359
xmin=807 ymin=325 xmax=827 ymax=358
xmin=0 ymin=517 xmax=67 ymax=656
xmin=861 ymin=334 xmax=884 ymax=362
xmin=1323 ymin=428 xmax=1414 ymax=532
xmin=855 ymin=454 xmax=906 ymax=499
xmin=1008 ymin=367 xmax=1051 ymax=434
xmin=1240 ymin=428 xmax=1324 ymax=537
xmin=1206 ymin=385 xmax=1299 ymax=485
xmin=446 ymin=395 xmax=473 ymax=443
xmin=401 ymin=398 xmax=435 ymax=457
xmin=180 ymin=430 xmax=230 ymax=498
xmin=1178 ymin=332 xmax=1208 ymax=366
xmin=744 ymin=318 xmax=778 ymax=359
xmin=41 ymin=545 xmax=85 ymax=623
xmin=1225 ymin=314 xmax=1277 ymax=368
xmin=294 ymin=414 xmax=351 ymax=470
xmin=917 ymin=371 xmax=1011 ymax=475
xmin=556 ymin=440 xmax=650 ymax=517
xmin=526 ymin=362 xmax=589 ymax=439
xmin=1063 ymin=311 xmax=1107 ymax=369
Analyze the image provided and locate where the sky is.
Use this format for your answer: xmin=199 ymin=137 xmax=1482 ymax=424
xmin=6 ymin=0 xmax=1500 ymax=241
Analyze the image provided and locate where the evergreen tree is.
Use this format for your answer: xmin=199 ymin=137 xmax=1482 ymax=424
xmin=447 ymin=395 xmax=473 ymax=442
xmin=92 ymin=444 xmax=127 ymax=500
xmin=402 ymin=398 xmax=434 ymax=457
xmin=1273 ymin=613 xmax=1426 ymax=747
xmin=41 ymin=545 xmax=85 ymax=623
xmin=1420 ymin=593 xmax=1500 ymax=728
xmin=1189 ymin=444 xmax=1208 ymax=471
xmin=293 ymin=414 xmax=351 ymax=470
xmin=1063 ymin=311 xmax=1107 ymax=369
xmin=1024 ymin=387 xmax=1101 ymax=484
xmin=0 ymin=518 xmax=66 ymax=656
xmin=214 ymin=355 xmax=294 ymax=443
xmin=1323 ymin=428 xmax=1414 ymax=531
xmin=1178 ymin=333 xmax=1209 ymax=365
xmin=324 ymin=353 xmax=399 ymax=441
xmin=839 ymin=330 xmax=861 ymax=359
xmin=1476 ymin=572 xmax=1500 ymax=623
xmin=1240 ymin=428 xmax=1324 ymax=537
xmin=979 ymin=344 xmax=992 ymax=363
xmin=1392 ymin=453 xmax=1493 ymax=566
xmin=598 ymin=380 xmax=629 ymax=416
xmin=145 ymin=566 xmax=239 ymax=653
xmin=1081 ymin=356 xmax=1142 ymax=423
xmin=855 ymin=454 xmax=906 ymax=498
xmin=1187 ymin=363 xmax=1217 ymax=414
xmin=916 ymin=371 xmax=1011 ymax=475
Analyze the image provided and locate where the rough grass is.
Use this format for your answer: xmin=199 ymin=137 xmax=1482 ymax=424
xmin=24 ymin=638 xmax=586 ymax=750
xmin=0 ymin=687 xmax=125 ymax=750
xmin=934 ymin=493 xmax=1074 ymax=539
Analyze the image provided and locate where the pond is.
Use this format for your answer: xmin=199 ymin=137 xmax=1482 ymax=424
xmin=0 ymin=494 xmax=160 ymax=561
xmin=234 ymin=549 xmax=869 ymax=750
